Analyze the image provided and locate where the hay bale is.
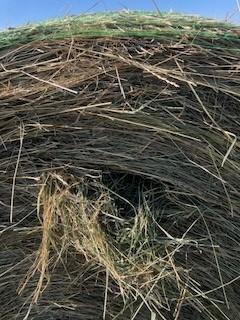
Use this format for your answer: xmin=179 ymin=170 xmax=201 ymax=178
xmin=0 ymin=12 xmax=240 ymax=320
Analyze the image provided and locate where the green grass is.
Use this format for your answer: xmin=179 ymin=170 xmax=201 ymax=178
xmin=0 ymin=11 xmax=240 ymax=50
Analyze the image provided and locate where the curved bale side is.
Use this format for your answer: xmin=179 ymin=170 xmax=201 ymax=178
xmin=0 ymin=12 xmax=240 ymax=320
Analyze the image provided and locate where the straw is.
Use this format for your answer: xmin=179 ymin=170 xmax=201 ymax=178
xmin=0 ymin=11 xmax=240 ymax=320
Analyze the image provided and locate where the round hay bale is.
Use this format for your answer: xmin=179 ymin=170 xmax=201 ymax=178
xmin=0 ymin=12 xmax=240 ymax=320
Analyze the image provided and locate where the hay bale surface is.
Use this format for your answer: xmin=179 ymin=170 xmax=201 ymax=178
xmin=0 ymin=12 xmax=240 ymax=320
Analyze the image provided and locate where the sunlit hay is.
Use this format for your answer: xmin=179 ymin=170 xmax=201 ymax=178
xmin=18 ymin=175 xmax=58 ymax=303
xmin=23 ymin=174 xmax=187 ymax=317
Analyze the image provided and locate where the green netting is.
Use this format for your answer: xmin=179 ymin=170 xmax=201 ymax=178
xmin=0 ymin=11 xmax=240 ymax=50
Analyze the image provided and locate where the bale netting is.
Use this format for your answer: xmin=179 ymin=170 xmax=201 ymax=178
xmin=0 ymin=12 xmax=240 ymax=320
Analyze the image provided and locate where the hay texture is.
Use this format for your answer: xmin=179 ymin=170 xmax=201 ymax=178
xmin=0 ymin=12 xmax=240 ymax=320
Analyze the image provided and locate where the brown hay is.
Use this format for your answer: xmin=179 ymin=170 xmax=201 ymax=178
xmin=0 ymin=16 xmax=240 ymax=320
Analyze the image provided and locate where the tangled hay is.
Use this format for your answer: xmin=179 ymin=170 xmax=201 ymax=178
xmin=0 ymin=12 xmax=240 ymax=320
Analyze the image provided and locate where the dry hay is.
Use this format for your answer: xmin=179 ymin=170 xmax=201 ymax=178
xmin=0 ymin=12 xmax=240 ymax=320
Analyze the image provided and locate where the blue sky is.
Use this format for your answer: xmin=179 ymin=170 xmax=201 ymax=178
xmin=0 ymin=0 xmax=239 ymax=29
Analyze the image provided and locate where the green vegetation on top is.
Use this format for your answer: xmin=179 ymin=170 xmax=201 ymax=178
xmin=0 ymin=11 xmax=240 ymax=50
